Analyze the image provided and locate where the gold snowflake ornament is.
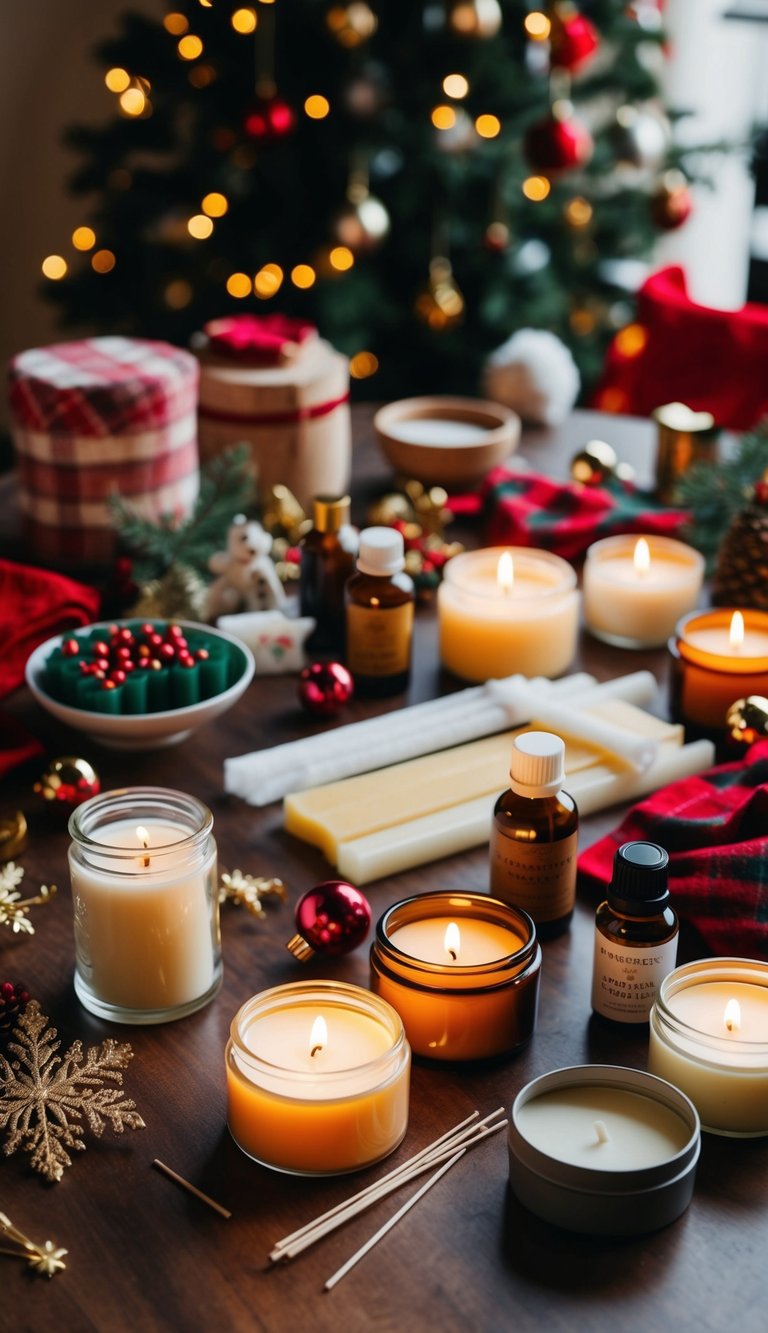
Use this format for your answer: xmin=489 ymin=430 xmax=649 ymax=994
xmin=0 ymin=862 xmax=57 ymax=936
xmin=0 ymin=1001 xmax=145 ymax=1183
xmin=219 ymin=869 xmax=287 ymax=918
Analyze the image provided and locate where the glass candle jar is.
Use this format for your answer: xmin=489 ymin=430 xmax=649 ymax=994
xmin=437 ymin=547 xmax=579 ymax=682
xmin=68 ymin=787 xmax=220 ymax=1024
xmin=370 ymin=891 xmax=541 ymax=1061
xmin=226 ymin=982 xmax=410 ymax=1175
xmin=669 ymin=608 xmax=768 ymax=733
xmin=583 ymin=534 xmax=704 ymax=649
xmin=648 ymin=958 xmax=768 ymax=1137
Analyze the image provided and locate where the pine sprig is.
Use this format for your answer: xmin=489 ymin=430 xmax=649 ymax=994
xmin=111 ymin=443 xmax=255 ymax=583
xmin=678 ymin=420 xmax=768 ymax=569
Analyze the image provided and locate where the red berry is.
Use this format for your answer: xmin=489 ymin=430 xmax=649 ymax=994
xmin=150 ymin=659 xmax=163 ymax=671
xmin=114 ymin=645 xmax=132 ymax=662
xmin=93 ymin=657 xmax=110 ymax=673
xmin=137 ymin=644 xmax=151 ymax=658
xmin=173 ymin=637 xmax=188 ymax=652
xmin=168 ymin=624 xmax=185 ymax=639
xmin=122 ymin=659 xmax=136 ymax=673
xmin=62 ymin=637 xmax=80 ymax=657
xmin=148 ymin=633 xmax=163 ymax=649
xmin=159 ymin=643 xmax=176 ymax=662
xmin=140 ymin=623 xmax=156 ymax=637
xmin=101 ymin=679 xmax=116 ymax=690
xmin=110 ymin=669 xmax=127 ymax=685
xmin=137 ymin=658 xmax=151 ymax=670
xmin=179 ymin=654 xmax=195 ymax=669
xmin=118 ymin=627 xmax=135 ymax=644
xmin=195 ymin=648 xmax=210 ymax=661
xmin=78 ymin=660 xmax=91 ymax=674
xmin=93 ymin=640 xmax=110 ymax=657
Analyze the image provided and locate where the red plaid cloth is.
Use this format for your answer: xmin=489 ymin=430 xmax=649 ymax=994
xmin=8 ymin=337 xmax=198 ymax=435
xmin=449 ymin=468 xmax=687 ymax=561
xmin=578 ymin=740 xmax=768 ymax=961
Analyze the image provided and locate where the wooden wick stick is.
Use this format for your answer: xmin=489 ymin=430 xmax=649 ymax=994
xmin=272 ymin=1112 xmax=507 ymax=1263
xmin=270 ymin=1109 xmax=482 ymax=1261
xmin=153 ymin=1159 xmax=232 ymax=1219
xmin=324 ymin=1151 xmax=464 ymax=1292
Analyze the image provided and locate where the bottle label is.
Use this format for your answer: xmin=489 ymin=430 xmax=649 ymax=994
xmin=490 ymin=830 xmax=577 ymax=923
xmin=591 ymin=932 xmax=679 ymax=1023
xmin=346 ymin=603 xmax=414 ymax=677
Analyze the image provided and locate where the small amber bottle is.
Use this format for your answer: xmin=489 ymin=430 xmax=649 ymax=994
xmin=299 ymin=495 xmax=357 ymax=655
xmin=591 ymin=841 xmax=678 ymax=1024
xmin=490 ymin=731 xmax=578 ymax=939
xmin=345 ymin=527 xmax=415 ymax=697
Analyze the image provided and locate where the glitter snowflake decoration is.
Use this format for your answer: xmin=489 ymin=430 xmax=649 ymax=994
xmin=0 ymin=863 xmax=56 ymax=936
xmin=0 ymin=1001 xmax=145 ymax=1182
xmin=219 ymin=869 xmax=287 ymax=918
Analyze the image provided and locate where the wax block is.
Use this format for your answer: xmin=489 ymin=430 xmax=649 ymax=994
xmin=284 ymin=702 xmax=682 ymax=863
xmin=123 ymin=672 xmax=149 ymax=714
xmin=171 ymin=663 xmax=201 ymax=707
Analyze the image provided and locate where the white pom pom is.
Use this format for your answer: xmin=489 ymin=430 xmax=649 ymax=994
xmin=483 ymin=329 xmax=581 ymax=427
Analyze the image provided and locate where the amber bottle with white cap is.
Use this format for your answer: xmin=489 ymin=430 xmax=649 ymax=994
xmin=490 ymin=731 xmax=578 ymax=939
xmin=345 ymin=526 xmax=415 ymax=697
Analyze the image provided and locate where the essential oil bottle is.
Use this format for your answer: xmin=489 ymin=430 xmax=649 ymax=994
xmin=490 ymin=731 xmax=578 ymax=939
xmin=299 ymin=494 xmax=357 ymax=655
xmin=591 ymin=841 xmax=678 ymax=1025
xmin=345 ymin=527 xmax=415 ymax=697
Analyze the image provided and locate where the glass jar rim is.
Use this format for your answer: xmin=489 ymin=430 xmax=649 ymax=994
xmin=653 ymin=958 xmax=768 ymax=1056
xmin=585 ymin=533 xmax=704 ymax=566
xmin=442 ymin=547 xmax=576 ymax=599
xmin=375 ymin=891 xmax=537 ymax=978
xmin=229 ymin=981 xmax=407 ymax=1086
xmin=69 ymin=786 xmax=213 ymax=859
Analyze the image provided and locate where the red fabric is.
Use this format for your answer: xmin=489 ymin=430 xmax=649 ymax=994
xmin=447 ymin=468 xmax=687 ymax=561
xmin=0 ymin=713 xmax=44 ymax=779
xmin=593 ymin=266 xmax=768 ymax=431
xmin=0 ymin=558 xmax=100 ymax=698
xmin=203 ymin=314 xmax=316 ymax=364
xmin=8 ymin=338 xmax=198 ymax=435
xmin=578 ymin=740 xmax=768 ymax=960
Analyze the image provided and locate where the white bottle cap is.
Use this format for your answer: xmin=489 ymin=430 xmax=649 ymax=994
xmin=509 ymin=731 xmax=566 ymax=798
xmin=356 ymin=526 xmax=405 ymax=576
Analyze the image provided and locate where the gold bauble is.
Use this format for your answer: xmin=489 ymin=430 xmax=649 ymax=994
xmin=34 ymin=757 xmax=101 ymax=808
xmin=414 ymin=258 xmax=465 ymax=331
xmin=331 ymin=192 xmax=390 ymax=254
xmin=449 ymin=0 xmax=503 ymax=39
xmin=326 ymin=3 xmax=378 ymax=47
xmin=726 ymin=695 xmax=768 ymax=747
xmin=570 ymin=439 xmax=618 ymax=486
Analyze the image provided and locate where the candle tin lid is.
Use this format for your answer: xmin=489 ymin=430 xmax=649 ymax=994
xmin=508 ymin=1065 xmax=700 ymax=1236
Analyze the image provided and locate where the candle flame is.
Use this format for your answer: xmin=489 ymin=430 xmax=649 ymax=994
xmin=136 ymin=825 xmax=150 ymax=868
xmin=730 ymin=611 xmax=745 ymax=651
xmin=444 ymin=921 xmax=461 ymax=962
xmin=724 ymin=998 xmax=741 ymax=1033
xmin=633 ymin=538 xmax=651 ymax=575
xmin=497 ymin=552 xmax=514 ymax=595
xmin=309 ymin=1015 xmax=327 ymax=1058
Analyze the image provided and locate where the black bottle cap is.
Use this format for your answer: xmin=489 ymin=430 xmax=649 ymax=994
xmin=607 ymin=841 xmax=670 ymax=917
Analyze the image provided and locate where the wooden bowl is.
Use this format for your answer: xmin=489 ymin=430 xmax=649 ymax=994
xmin=374 ymin=395 xmax=520 ymax=486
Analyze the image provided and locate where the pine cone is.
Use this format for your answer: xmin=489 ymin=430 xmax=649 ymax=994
xmin=712 ymin=491 xmax=768 ymax=610
xmin=0 ymin=981 xmax=30 ymax=1041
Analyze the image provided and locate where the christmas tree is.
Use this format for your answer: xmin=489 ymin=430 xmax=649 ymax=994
xmin=42 ymin=1 xmax=689 ymax=397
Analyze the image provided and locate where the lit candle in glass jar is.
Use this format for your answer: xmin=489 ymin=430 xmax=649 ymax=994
xmin=584 ymin=534 xmax=704 ymax=648
xmin=669 ymin=609 xmax=768 ymax=731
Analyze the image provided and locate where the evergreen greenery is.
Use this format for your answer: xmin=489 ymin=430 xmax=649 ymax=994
xmin=678 ymin=420 xmax=768 ymax=569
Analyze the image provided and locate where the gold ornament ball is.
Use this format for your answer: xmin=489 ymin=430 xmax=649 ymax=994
xmin=326 ymin=2 xmax=378 ymax=47
xmin=726 ymin=695 xmax=768 ymax=747
xmin=570 ymin=439 xmax=618 ymax=486
xmin=368 ymin=493 xmax=413 ymax=525
xmin=449 ymin=0 xmax=503 ymax=39
xmin=34 ymin=757 xmax=101 ymax=809
xmin=331 ymin=194 xmax=390 ymax=254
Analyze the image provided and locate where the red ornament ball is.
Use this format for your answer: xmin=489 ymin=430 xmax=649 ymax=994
xmin=34 ymin=756 xmax=101 ymax=809
xmin=243 ymin=93 xmax=296 ymax=141
xmin=291 ymin=880 xmax=372 ymax=959
xmin=0 ymin=980 xmax=30 ymax=1040
xmin=651 ymin=173 xmax=693 ymax=231
xmin=524 ymin=104 xmax=594 ymax=173
xmin=550 ymin=11 xmax=600 ymax=72
xmin=298 ymin=661 xmax=354 ymax=716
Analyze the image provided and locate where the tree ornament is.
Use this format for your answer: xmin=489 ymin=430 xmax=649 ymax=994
xmin=243 ymin=92 xmax=296 ymax=141
xmin=726 ymin=695 xmax=768 ymax=749
xmin=414 ymin=257 xmax=465 ymax=331
xmin=286 ymin=880 xmax=372 ymax=960
xmin=34 ymin=757 xmax=100 ymax=810
xmin=0 ymin=982 xmax=30 ymax=1041
xmin=219 ymin=868 xmax=287 ymax=918
xmin=434 ymin=107 xmax=478 ymax=155
xmin=0 ymin=1211 xmax=67 ymax=1278
xmin=549 ymin=4 xmax=600 ymax=73
xmin=0 ymin=811 xmax=27 ymax=863
xmin=0 ymin=864 xmax=56 ymax=938
xmin=712 ymin=482 xmax=768 ymax=611
xmin=570 ymin=439 xmax=619 ymax=486
xmin=0 ymin=1000 xmax=145 ymax=1182
xmin=207 ymin=515 xmax=287 ymax=619
xmin=611 ymin=104 xmax=670 ymax=171
xmin=326 ymin=2 xmax=378 ymax=47
xmin=524 ymin=100 xmax=593 ymax=173
xmin=448 ymin=0 xmax=503 ymax=39
xmin=331 ymin=183 xmax=390 ymax=255
xmin=651 ymin=170 xmax=693 ymax=231
xmin=484 ymin=220 xmax=511 ymax=252
xmin=129 ymin=563 xmax=208 ymax=623
xmin=298 ymin=661 xmax=354 ymax=715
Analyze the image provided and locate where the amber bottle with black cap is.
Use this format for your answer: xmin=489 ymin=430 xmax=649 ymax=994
xmin=591 ymin=840 xmax=678 ymax=1024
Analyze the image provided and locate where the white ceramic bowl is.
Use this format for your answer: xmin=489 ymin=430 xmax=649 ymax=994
xmin=25 ymin=621 xmax=255 ymax=750
xmin=374 ymin=394 xmax=520 ymax=485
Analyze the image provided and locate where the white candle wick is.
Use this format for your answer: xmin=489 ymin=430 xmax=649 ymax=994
xmin=594 ymin=1119 xmax=610 ymax=1145
xmin=729 ymin=611 xmax=745 ymax=654
xmin=497 ymin=552 xmax=514 ymax=597
xmin=444 ymin=921 xmax=461 ymax=963
xmin=309 ymin=1015 xmax=328 ymax=1059
xmin=633 ymin=538 xmax=651 ymax=577
xmin=724 ymin=998 xmax=741 ymax=1033
xmin=136 ymin=825 xmax=151 ymax=868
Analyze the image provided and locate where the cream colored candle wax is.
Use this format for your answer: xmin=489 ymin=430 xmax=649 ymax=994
xmin=584 ymin=535 xmax=704 ymax=648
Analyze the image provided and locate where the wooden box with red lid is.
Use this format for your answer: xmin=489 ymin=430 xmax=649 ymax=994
xmin=193 ymin=315 xmax=351 ymax=510
xmin=8 ymin=336 xmax=200 ymax=566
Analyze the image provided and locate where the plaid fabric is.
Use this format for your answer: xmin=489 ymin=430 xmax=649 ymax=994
xmin=468 ymin=469 xmax=687 ymax=561
xmin=8 ymin=337 xmax=198 ymax=435
xmin=578 ymin=740 xmax=768 ymax=960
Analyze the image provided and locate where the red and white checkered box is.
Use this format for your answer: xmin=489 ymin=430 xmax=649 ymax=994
xmin=8 ymin=336 xmax=200 ymax=565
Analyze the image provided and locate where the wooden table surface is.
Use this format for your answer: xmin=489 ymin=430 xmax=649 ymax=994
xmin=2 ymin=409 xmax=766 ymax=1333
